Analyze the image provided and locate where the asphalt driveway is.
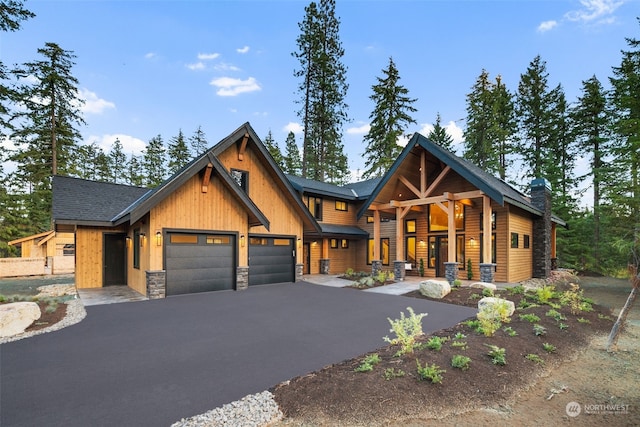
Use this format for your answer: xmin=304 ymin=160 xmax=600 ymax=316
xmin=0 ymin=282 xmax=476 ymax=427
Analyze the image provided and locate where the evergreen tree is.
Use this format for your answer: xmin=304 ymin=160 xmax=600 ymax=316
xmin=293 ymin=0 xmax=349 ymax=183
xmin=464 ymin=69 xmax=498 ymax=173
xmin=126 ymin=154 xmax=144 ymax=187
xmin=109 ymin=138 xmax=127 ymax=183
xmin=490 ymin=75 xmax=517 ymax=180
xmin=570 ymin=75 xmax=611 ymax=271
xmin=142 ymin=135 xmax=166 ymax=187
xmin=95 ymin=147 xmax=111 ymax=182
xmin=167 ymin=129 xmax=190 ymax=174
xmin=362 ymin=57 xmax=417 ymax=179
xmin=427 ymin=113 xmax=453 ymax=151
xmin=263 ymin=130 xmax=284 ymax=170
xmin=0 ymin=0 xmax=35 ymax=32
xmin=189 ymin=125 xmax=208 ymax=157
xmin=283 ymin=131 xmax=302 ymax=175
xmin=74 ymin=142 xmax=99 ymax=180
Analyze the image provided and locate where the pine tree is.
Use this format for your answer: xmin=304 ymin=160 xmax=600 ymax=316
xmin=189 ymin=125 xmax=208 ymax=157
xmin=0 ymin=0 xmax=35 ymax=32
xmin=283 ymin=131 xmax=302 ymax=175
xmin=74 ymin=142 xmax=99 ymax=180
xmin=490 ymin=75 xmax=517 ymax=180
xmin=463 ymin=69 xmax=499 ymax=173
xmin=143 ymin=135 xmax=166 ymax=187
xmin=362 ymin=57 xmax=417 ymax=179
xmin=167 ymin=129 xmax=191 ymax=175
xmin=293 ymin=0 xmax=349 ymax=183
xmin=109 ymin=138 xmax=127 ymax=183
xmin=263 ymin=130 xmax=284 ymax=170
xmin=570 ymin=75 xmax=610 ymax=271
xmin=427 ymin=113 xmax=453 ymax=151
xmin=126 ymin=154 xmax=144 ymax=187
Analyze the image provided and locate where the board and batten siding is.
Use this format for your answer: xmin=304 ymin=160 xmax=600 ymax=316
xmin=507 ymin=206 xmax=534 ymax=282
xmin=76 ymin=225 xmax=126 ymax=289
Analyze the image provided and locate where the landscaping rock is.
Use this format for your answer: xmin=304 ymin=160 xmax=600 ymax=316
xmin=467 ymin=282 xmax=497 ymax=291
xmin=0 ymin=302 xmax=41 ymax=338
xmin=419 ymin=280 xmax=451 ymax=299
xmin=477 ymin=297 xmax=515 ymax=318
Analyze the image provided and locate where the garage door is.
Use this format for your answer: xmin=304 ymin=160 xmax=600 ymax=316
xmin=165 ymin=233 xmax=235 ymax=296
xmin=248 ymin=237 xmax=294 ymax=286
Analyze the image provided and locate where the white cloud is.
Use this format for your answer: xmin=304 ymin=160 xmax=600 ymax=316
xmin=79 ymin=88 xmax=115 ymax=115
xmin=444 ymin=120 xmax=464 ymax=144
xmin=210 ymin=76 xmax=261 ymax=96
xmin=186 ymin=62 xmax=205 ymax=71
xmin=564 ymin=0 xmax=624 ymax=23
xmin=214 ymin=63 xmax=241 ymax=72
xmin=283 ymin=122 xmax=303 ymax=134
xmin=236 ymin=46 xmax=250 ymax=54
xmin=347 ymin=123 xmax=370 ymax=135
xmin=198 ymin=52 xmax=220 ymax=60
xmin=537 ymin=20 xmax=558 ymax=33
xmin=144 ymin=52 xmax=156 ymax=60
xmin=85 ymin=133 xmax=146 ymax=156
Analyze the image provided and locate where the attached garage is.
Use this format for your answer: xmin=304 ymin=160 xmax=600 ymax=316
xmin=165 ymin=232 xmax=236 ymax=296
xmin=249 ymin=236 xmax=295 ymax=286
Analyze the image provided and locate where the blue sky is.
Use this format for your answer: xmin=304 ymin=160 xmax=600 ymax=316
xmin=1 ymin=0 xmax=638 ymax=187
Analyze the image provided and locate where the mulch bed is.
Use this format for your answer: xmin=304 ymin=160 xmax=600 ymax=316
xmin=271 ymin=284 xmax=613 ymax=426
xmin=1 ymin=300 xmax=68 ymax=334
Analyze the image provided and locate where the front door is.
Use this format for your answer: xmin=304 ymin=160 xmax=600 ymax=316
xmin=436 ymin=237 xmax=448 ymax=278
xmin=303 ymin=243 xmax=310 ymax=274
xmin=103 ymin=233 xmax=126 ymax=286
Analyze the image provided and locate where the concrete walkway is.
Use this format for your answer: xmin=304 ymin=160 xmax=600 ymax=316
xmin=77 ymin=286 xmax=147 ymax=306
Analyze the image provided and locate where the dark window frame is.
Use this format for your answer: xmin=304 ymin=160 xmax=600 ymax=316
xmin=133 ymin=229 xmax=140 ymax=269
xmin=511 ymin=232 xmax=519 ymax=249
xmin=230 ymin=168 xmax=249 ymax=193
xmin=335 ymin=200 xmax=348 ymax=211
xmin=523 ymin=234 xmax=530 ymax=249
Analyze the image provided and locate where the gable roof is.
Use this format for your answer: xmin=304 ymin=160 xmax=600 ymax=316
xmin=357 ymin=133 xmax=565 ymax=226
xmin=286 ymin=174 xmax=382 ymax=201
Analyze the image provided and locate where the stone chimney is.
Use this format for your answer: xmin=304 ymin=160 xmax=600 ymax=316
xmin=530 ymin=178 xmax=552 ymax=278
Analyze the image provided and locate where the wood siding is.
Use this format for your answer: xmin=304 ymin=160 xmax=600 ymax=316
xmin=507 ymin=206 xmax=534 ymax=282
xmin=76 ymin=225 xmax=126 ymax=289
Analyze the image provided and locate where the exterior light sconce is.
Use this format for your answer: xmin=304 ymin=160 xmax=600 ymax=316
xmin=125 ymin=236 xmax=131 ymax=247
xmin=155 ymin=231 xmax=162 ymax=246
xmin=240 ymin=234 xmax=245 ymax=247
xmin=139 ymin=232 xmax=146 ymax=247
xmin=297 ymin=237 xmax=302 ymax=247
xmin=468 ymin=237 xmax=476 ymax=248
xmin=418 ymin=240 xmax=426 ymax=247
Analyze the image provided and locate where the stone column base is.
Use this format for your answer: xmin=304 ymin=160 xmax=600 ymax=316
xmin=444 ymin=262 xmax=459 ymax=284
xmin=479 ymin=263 xmax=496 ymax=283
xmin=236 ymin=266 xmax=249 ymax=290
xmin=320 ymin=259 xmax=330 ymax=275
xmin=371 ymin=260 xmax=382 ymax=276
xmin=393 ymin=260 xmax=406 ymax=281
xmin=146 ymin=270 xmax=166 ymax=299
xmin=295 ymin=263 xmax=304 ymax=282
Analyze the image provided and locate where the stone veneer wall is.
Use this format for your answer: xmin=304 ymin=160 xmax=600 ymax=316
xmin=146 ymin=270 xmax=166 ymax=299
xmin=531 ymin=178 xmax=552 ymax=279
xmin=237 ymin=267 xmax=249 ymax=290
xmin=393 ymin=261 xmax=406 ymax=281
xmin=295 ymin=263 xmax=303 ymax=281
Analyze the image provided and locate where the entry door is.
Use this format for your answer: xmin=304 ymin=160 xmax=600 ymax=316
xmin=303 ymin=243 xmax=310 ymax=275
xmin=436 ymin=237 xmax=448 ymax=278
xmin=103 ymin=233 xmax=126 ymax=286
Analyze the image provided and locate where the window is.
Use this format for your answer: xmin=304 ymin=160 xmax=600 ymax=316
xmin=230 ymin=169 xmax=248 ymax=193
xmin=62 ymin=244 xmax=75 ymax=256
xmin=405 ymin=219 xmax=416 ymax=234
xmin=335 ymin=200 xmax=347 ymax=211
xmin=511 ymin=232 xmax=519 ymax=248
xmin=366 ymin=216 xmax=374 ymax=223
xmin=206 ymin=235 xmax=230 ymax=245
xmin=367 ymin=238 xmax=389 ymax=265
xmin=457 ymin=235 xmax=465 ymax=269
xmin=330 ymin=238 xmax=338 ymax=249
xmin=250 ymin=237 xmax=267 ymax=245
xmin=133 ymin=229 xmax=140 ymax=269
xmin=524 ymin=234 xmax=530 ymax=249
xmin=306 ymin=196 xmax=323 ymax=220
xmin=428 ymin=202 xmax=464 ymax=232
xmin=273 ymin=239 xmax=291 ymax=246
xmin=341 ymin=239 xmax=349 ymax=249
xmin=171 ymin=234 xmax=198 ymax=244
xmin=480 ymin=212 xmax=497 ymax=230
xmin=406 ymin=236 xmax=416 ymax=266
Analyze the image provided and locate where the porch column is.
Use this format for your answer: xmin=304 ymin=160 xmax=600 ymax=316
xmin=481 ymin=195 xmax=495 ymax=283
xmin=371 ymin=210 xmax=381 ymax=276
xmin=551 ymin=223 xmax=557 ymax=270
xmin=320 ymin=238 xmax=330 ymax=274
xmin=394 ymin=206 xmax=406 ymax=281
xmin=444 ymin=195 xmax=458 ymax=284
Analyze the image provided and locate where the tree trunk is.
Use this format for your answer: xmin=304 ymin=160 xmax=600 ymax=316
xmin=606 ymin=268 xmax=639 ymax=352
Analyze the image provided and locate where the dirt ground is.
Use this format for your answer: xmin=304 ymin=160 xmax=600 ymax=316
xmin=273 ymin=275 xmax=639 ymax=426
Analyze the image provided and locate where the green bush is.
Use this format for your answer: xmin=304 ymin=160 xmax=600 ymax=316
xmin=545 ymin=309 xmax=566 ymax=322
xmin=485 ymin=344 xmax=506 ymax=366
xmin=542 ymin=342 xmax=556 ymax=353
xmin=525 ymin=353 xmax=544 ymax=364
xmin=452 ymin=279 xmax=462 ymax=288
xmin=354 ymin=353 xmax=381 ymax=372
xmin=482 ymin=287 xmax=494 ymax=297
xmin=535 ymin=285 xmax=556 ymax=304
xmin=519 ymin=313 xmax=541 ymax=323
xmin=467 ymin=258 xmax=473 ymax=280
xmin=503 ymin=326 xmax=518 ymax=337
xmin=383 ymin=367 xmax=405 ymax=380
xmin=426 ymin=336 xmax=448 ymax=351
xmin=533 ymin=324 xmax=547 ymax=336
xmin=451 ymin=354 xmax=471 ymax=371
xmin=383 ymin=307 xmax=428 ymax=356
xmin=416 ymin=360 xmax=445 ymax=384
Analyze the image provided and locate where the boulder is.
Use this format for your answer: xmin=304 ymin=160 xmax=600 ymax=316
xmin=0 ymin=302 xmax=41 ymax=338
xmin=477 ymin=297 xmax=515 ymax=318
xmin=419 ymin=280 xmax=451 ymax=299
xmin=467 ymin=282 xmax=497 ymax=291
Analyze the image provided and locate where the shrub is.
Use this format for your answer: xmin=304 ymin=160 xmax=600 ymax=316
xmin=0 ymin=294 xmax=6 ymax=303
xmin=463 ymin=319 xmax=483 ymax=334
xmin=481 ymin=287 xmax=494 ymax=297
xmin=507 ymin=285 xmax=525 ymax=295
xmin=503 ymin=326 xmax=518 ymax=337
xmin=467 ymin=258 xmax=473 ymax=280
xmin=451 ymin=355 xmax=471 ymax=370
xmin=453 ymin=332 xmax=467 ymax=340
xmin=560 ymin=283 xmax=587 ymax=314
xmin=525 ymin=353 xmax=544 ymax=364
xmin=345 ymin=268 xmax=355 ymax=277
xmin=451 ymin=340 xmax=467 ymax=350
xmin=485 ymin=344 xmax=506 ymax=365
xmin=535 ymin=285 xmax=556 ymax=304
xmin=383 ymin=367 xmax=405 ymax=380
xmin=558 ymin=323 xmax=569 ymax=330
xmin=577 ymin=317 xmax=590 ymax=324
xmin=519 ymin=313 xmax=541 ymax=323
xmin=452 ymin=279 xmax=462 ymax=288
xmin=383 ymin=307 xmax=428 ymax=356
xmin=416 ymin=360 xmax=445 ymax=384
xmin=45 ymin=302 xmax=59 ymax=314
xmin=542 ymin=343 xmax=556 ymax=353
xmin=354 ymin=353 xmax=381 ymax=372
xmin=533 ymin=324 xmax=547 ymax=336
xmin=426 ymin=336 xmax=448 ymax=351
xmin=419 ymin=259 xmax=425 ymax=277
xmin=545 ymin=309 xmax=566 ymax=322
xmin=477 ymin=300 xmax=512 ymax=337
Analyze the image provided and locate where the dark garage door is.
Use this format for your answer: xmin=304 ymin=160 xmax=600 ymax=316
xmin=249 ymin=237 xmax=294 ymax=286
xmin=165 ymin=233 xmax=235 ymax=296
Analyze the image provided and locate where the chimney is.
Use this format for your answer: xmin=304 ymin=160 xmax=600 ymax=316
xmin=531 ymin=178 xmax=551 ymax=278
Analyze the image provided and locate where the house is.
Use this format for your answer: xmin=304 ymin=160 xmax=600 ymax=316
xmin=52 ymin=123 xmax=563 ymax=298
xmin=53 ymin=123 xmax=318 ymax=297
xmin=3 ymin=231 xmax=75 ymax=276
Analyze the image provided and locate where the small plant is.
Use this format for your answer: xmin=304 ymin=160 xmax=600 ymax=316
xmin=416 ymin=360 xmax=445 ymax=384
xmin=0 ymin=294 xmax=6 ymax=303
xmin=453 ymin=332 xmax=467 ymax=340
xmin=345 ymin=268 xmax=355 ymax=277
xmin=558 ymin=322 xmax=569 ymax=330
xmin=542 ymin=342 xmax=556 ymax=353
xmin=482 ymin=287 xmax=494 ymax=297
xmin=467 ymin=258 xmax=473 ymax=280
xmin=419 ymin=259 xmax=425 ymax=277
xmin=451 ymin=355 xmax=471 ymax=371
xmin=545 ymin=309 xmax=566 ymax=322
xmin=383 ymin=367 xmax=405 ymax=380
xmin=577 ymin=317 xmax=590 ymax=324
xmin=383 ymin=307 xmax=428 ymax=356
xmin=485 ymin=344 xmax=506 ymax=366
xmin=517 ymin=299 xmax=537 ymax=309
xmin=519 ymin=313 xmax=541 ymax=323
xmin=503 ymin=326 xmax=518 ymax=337
xmin=354 ymin=353 xmax=381 ymax=372
xmin=477 ymin=299 xmax=512 ymax=337
xmin=598 ymin=313 xmax=612 ymax=321
xmin=452 ymin=279 xmax=462 ymax=288
xmin=525 ymin=353 xmax=544 ymax=364
xmin=533 ymin=324 xmax=547 ymax=336
xmin=45 ymin=301 xmax=59 ymax=314
xmin=535 ymin=284 xmax=556 ymax=304
xmin=468 ymin=293 xmax=482 ymax=301
xmin=560 ymin=283 xmax=586 ymax=314
xmin=451 ymin=340 xmax=467 ymax=350
xmin=426 ymin=336 xmax=448 ymax=351
xmin=507 ymin=285 xmax=525 ymax=295
xmin=463 ymin=319 xmax=484 ymax=334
